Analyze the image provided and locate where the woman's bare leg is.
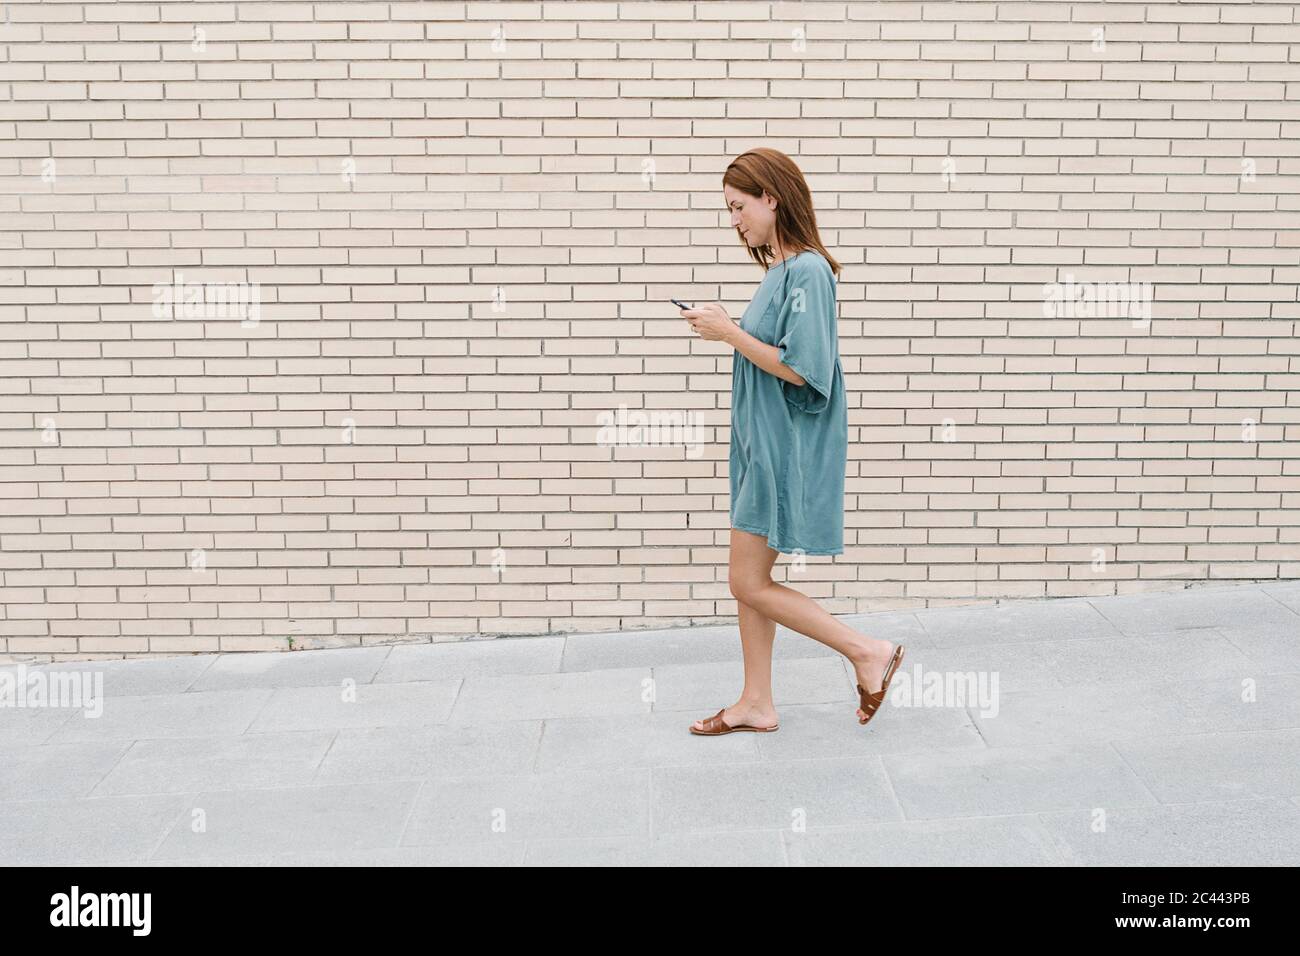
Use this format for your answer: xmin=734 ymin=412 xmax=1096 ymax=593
xmin=736 ymin=599 xmax=777 ymax=707
xmin=691 ymin=533 xmax=780 ymax=731
xmin=725 ymin=528 xmax=896 ymax=722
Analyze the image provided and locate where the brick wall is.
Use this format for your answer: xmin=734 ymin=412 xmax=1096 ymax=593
xmin=2 ymin=1 xmax=1298 ymax=661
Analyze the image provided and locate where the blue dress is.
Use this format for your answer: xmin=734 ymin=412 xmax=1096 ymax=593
xmin=729 ymin=250 xmax=847 ymax=555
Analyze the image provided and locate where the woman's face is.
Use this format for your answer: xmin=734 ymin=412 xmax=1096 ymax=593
xmin=724 ymin=185 xmax=778 ymax=251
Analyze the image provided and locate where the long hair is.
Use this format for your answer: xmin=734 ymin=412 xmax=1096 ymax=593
xmin=722 ymin=148 xmax=842 ymax=280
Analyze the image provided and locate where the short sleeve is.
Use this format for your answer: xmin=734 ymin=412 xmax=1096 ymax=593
xmin=774 ymin=258 xmax=837 ymax=414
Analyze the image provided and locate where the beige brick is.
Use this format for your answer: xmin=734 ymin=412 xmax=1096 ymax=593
xmin=0 ymin=1 xmax=1294 ymax=657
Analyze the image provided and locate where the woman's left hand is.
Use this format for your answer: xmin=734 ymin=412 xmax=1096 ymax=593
xmin=680 ymin=302 xmax=735 ymax=344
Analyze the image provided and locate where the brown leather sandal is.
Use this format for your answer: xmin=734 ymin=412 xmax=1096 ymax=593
xmin=690 ymin=708 xmax=780 ymax=736
xmin=857 ymin=644 xmax=905 ymax=726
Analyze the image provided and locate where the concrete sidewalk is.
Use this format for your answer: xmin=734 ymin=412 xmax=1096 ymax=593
xmin=2 ymin=581 xmax=1298 ymax=866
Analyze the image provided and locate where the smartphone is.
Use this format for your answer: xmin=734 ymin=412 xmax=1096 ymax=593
xmin=670 ymin=298 xmax=694 ymax=311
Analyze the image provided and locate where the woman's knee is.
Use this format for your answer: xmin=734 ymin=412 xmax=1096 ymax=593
xmin=728 ymin=571 xmax=769 ymax=604
xmin=728 ymin=529 xmax=776 ymax=603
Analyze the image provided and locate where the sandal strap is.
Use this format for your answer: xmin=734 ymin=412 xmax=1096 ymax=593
xmin=702 ymin=708 xmax=730 ymax=732
xmin=857 ymin=684 xmax=883 ymax=710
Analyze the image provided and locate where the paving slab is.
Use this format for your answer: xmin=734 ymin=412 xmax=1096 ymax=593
xmin=2 ymin=581 xmax=1296 ymax=865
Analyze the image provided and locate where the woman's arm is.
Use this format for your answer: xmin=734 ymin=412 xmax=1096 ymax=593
xmin=724 ymin=325 xmax=807 ymax=387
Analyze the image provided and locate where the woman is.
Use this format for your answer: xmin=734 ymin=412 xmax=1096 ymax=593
xmin=678 ymin=148 xmax=904 ymax=736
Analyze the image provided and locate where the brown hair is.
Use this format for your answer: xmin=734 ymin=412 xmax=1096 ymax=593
xmin=722 ymin=148 xmax=842 ymax=279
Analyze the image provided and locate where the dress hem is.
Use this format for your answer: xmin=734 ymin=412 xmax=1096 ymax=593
xmin=730 ymin=522 xmax=844 ymax=556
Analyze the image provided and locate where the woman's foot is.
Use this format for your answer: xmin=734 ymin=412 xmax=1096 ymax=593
xmin=691 ymin=701 xmax=779 ymax=732
xmin=848 ymin=638 xmax=896 ymax=721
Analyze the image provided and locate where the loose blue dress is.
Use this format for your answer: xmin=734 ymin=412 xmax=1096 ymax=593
xmin=729 ymin=250 xmax=847 ymax=555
